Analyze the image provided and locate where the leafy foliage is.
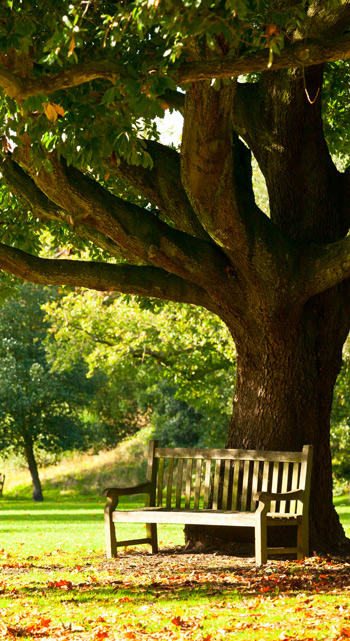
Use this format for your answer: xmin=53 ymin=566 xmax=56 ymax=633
xmin=44 ymin=290 xmax=235 ymax=447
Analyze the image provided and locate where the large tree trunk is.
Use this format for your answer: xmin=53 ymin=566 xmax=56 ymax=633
xmin=186 ymin=284 xmax=350 ymax=553
xmin=24 ymin=433 xmax=44 ymax=502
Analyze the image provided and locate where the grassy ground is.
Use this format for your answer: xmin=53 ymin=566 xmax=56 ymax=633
xmin=0 ymin=436 xmax=350 ymax=640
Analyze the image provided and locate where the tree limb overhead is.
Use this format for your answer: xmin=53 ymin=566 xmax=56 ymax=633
xmin=0 ymin=243 xmax=219 ymax=312
xmin=0 ymin=35 xmax=350 ymax=105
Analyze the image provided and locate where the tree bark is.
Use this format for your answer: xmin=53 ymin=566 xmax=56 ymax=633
xmin=24 ymin=433 xmax=44 ymax=502
xmin=186 ymin=283 xmax=350 ymax=553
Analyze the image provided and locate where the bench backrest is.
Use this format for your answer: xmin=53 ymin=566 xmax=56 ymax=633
xmin=146 ymin=441 xmax=312 ymax=516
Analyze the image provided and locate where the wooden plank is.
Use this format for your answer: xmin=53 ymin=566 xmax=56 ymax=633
xmin=146 ymin=440 xmax=158 ymax=507
xmin=115 ymin=537 xmax=151 ymax=548
xmin=176 ymin=458 xmax=184 ymax=508
xmin=241 ymin=460 xmax=250 ymax=511
xmin=166 ymin=458 xmax=174 ymax=509
xmin=157 ymin=457 xmax=165 ymax=507
xmin=222 ymin=459 xmax=231 ymax=510
xmin=262 ymin=461 xmax=270 ymax=493
xmin=185 ymin=459 xmax=193 ymax=508
xmin=203 ymin=459 xmax=212 ymax=509
xmin=155 ymin=447 xmax=303 ymax=462
xmin=267 ymin=546 xmax=298 ymax=554
xmin=279 ymin=462 xmax=290 ymax=514
xmin=250 ymin=460 xmax=260 ymax=510
xmin=231 ymin=461 xmax=240 ymax=510
xmin=290 ymin=462 xmax=300 ymax=514
xmin=112 ymin=507 xmax=257 ymax=527
xmin=270 ymin=461 xmax=279 ymax=512
xmin=212 ymin=459 xmax=221 ymax=510
xmin=194 ymin=459 xmax=202 ymax=509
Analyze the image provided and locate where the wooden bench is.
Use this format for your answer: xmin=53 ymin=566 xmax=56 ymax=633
xmin=104 ymin=441 xmax=313 ymax=565
xmin=0 ymin=473 xmax=5 ymax=496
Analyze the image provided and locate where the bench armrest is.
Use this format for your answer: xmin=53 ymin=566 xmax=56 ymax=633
xmin=253 ymin=489 xmax=305 ymax=502
xmin=103 ymin=482 xmax=152 ymax=499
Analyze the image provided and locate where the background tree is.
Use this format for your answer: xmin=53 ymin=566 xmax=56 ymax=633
xmin=44 ymin=290 xmax=235 ymax=447
xmin=0 ymin=283 xmax=101 ymax=501
xmin=0 ymin=1 xmax=349 ymax=548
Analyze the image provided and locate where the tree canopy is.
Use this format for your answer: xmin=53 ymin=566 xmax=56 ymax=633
xmin=0 ymin=0 xmax=349 ymax=299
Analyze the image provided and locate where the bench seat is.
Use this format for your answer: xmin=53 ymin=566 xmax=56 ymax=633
xmin=111 ymin=507 xmax=302 ymax=527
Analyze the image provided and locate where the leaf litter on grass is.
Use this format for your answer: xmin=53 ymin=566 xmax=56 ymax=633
xmin=1 ymin=549 xmax=350 ymax=640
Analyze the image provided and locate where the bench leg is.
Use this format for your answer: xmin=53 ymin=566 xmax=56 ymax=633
xmin=146 ymin=523 xmax=158 ymax=553
xmin=255 ymin=513 xmax=268 ymax=566
xmin=104 ymin=499 xmax=118 ymax=559
xmin=297 ymin=518 xmax=309 ymax=560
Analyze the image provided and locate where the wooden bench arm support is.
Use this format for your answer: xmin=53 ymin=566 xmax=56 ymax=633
xmin=103 ymin=482 xmax=153 ymax=559
xmin=254 ymin=489 xmax=305 ymax=503
xmin=103 ymin=482 xmax=152 ymax=501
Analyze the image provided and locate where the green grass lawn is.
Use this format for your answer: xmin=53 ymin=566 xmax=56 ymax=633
xmin=0 ymin=494 xmax=185 ymax=557
xmin=0 ymin=492 xmax=349 ymax=640
xmin=1 ymin=438 xmax=350 ymax=641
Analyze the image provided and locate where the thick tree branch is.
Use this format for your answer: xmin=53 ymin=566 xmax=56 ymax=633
xmin=0 ymin=35 xmax=350 ymax=104
xmin=0 ymin=243 xmax=220 ymax=312
xmin=162 ymin=90 xmax=185 ymax=113
xmin=300 ymin=235 xmax=350 ymax=299
xmin=181 ymin=81 xmax=297 ymax=300
xmin=175 ymin=35 xmax=350 ymax=83
xmin=1 ymin=157 xmax=131 ymax=262
xmin=12 ymin=149 xmax=231 ymax=292
xmin=298 ymin=2 xmax=350 ymax=40
xmin=0 ymin=61 xmax=121 ymax=101
xmin=104 ymin=140 xmax=210 ymax=241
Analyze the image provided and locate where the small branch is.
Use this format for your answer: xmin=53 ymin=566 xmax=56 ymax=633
xmin=188 ymin=362 xmax=233 ymax=381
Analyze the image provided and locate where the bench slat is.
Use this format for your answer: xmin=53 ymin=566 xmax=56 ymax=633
xmin=155 ymin=447 xmax=304 ymax=462
xmin=203 ymin=459 xmax=212 ymax=509
xmin=176 ymin=459 xmax=184 ymax=508
xmin=270 ymin=461 xmax=279 ymax=512
xmin=157 ymin=457 xmax=164 ymax=507
xmin=231 ymin=460 xmax=240 ymax=511
xmin=112 ymin=507 xmax=257 ymax=527
xmin=166 ymin=458 xmax=174 ymax=509
xmin=290 ymin=462 xmax=300 ymax=514
xmin=262 ymin=460 xmax=270 ymax=494
xmin=185 ymin=459 xmax=193 ymax=508
xmin=212 ymin=459 xmax=221 ymax=509
xmin=279 ymin=462 xmax=290 ymax=513
xmin=222 ymin=459 xmax=231 ymax=510
xmin=250 ymin=460 xmax=260 ymax=510
xmin=241 ymin=460 xmax=250 ymax=511
xmin=194 ymin=459 xmax=202 ymax=509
